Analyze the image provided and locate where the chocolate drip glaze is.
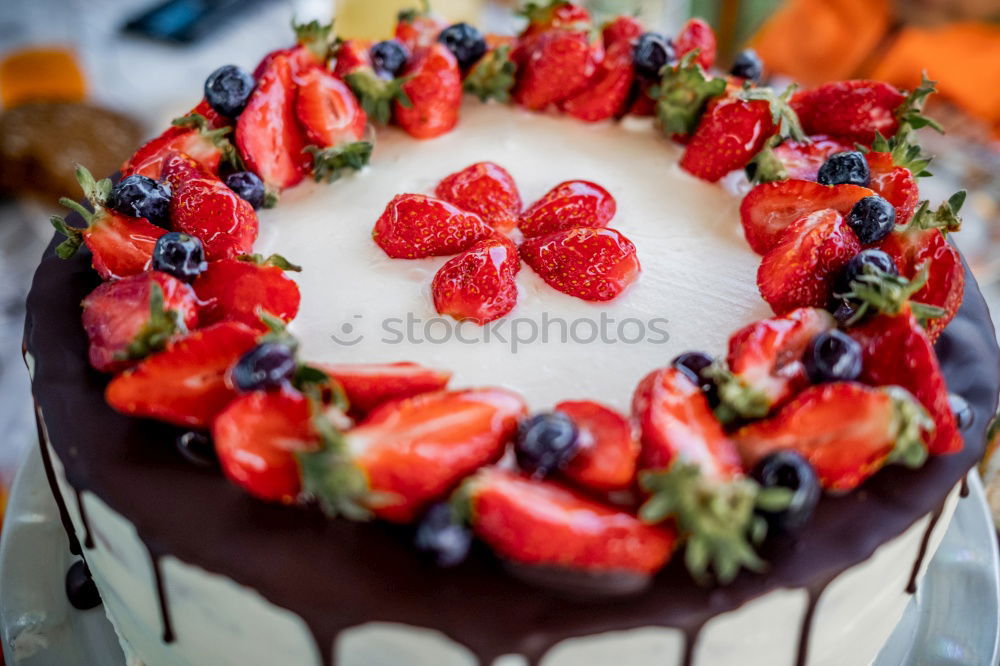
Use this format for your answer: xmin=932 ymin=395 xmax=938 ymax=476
xmin=23 ymin=228 xmax=1000 ymax=666
xmin=73 ymin=487 xmax=94 ymax=549
xmin=150 ymin=554 xmax=175 ymax=643
xmin=905 ymin=505 xmax=945 ymax=595
xmin=960 ymin=476 xmax=970 ymax=498
xmin=681 ymin=622 xmax=706 ymax=666
xmin=34 ymin=406 xmax=81 ymax=557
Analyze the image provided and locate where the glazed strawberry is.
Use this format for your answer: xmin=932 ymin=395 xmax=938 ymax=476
xmin=865 ymin=150 xmax=919 ymax=224
xmin=294 ymin=65 xmax=372 ymax=183
xmin=735 ymin=382 xmax=931 ymax=491
xmin=300 ymin=388 xmax=526 ymax=522
xmin=317 ymin=362 xmax=452 ymax=414
xmin=435 ymin=162 xmax=522 ymax=231
xmin=81 ymin=271 xmax=198 ymax=373
xmin=758 ymin=136 xmax=853 ymax=182
xmin=432 ymin=236 xmax=520 ymax=324
xmin=463 ymin=467 xmax=675 ymax=574
xmin=372 ymin=193 xmax=493 ymax=259
xmin=253 ymin=20 xmax=335 ymax=79
xmin=170 ymin=175 xmax=258 ymax=260
xmin=214 ymin=387 xmax=319 ymax=503
xmin=159 ymin=150 xmax=213 ymax=192
xmin=122 ymin=103 xmax=235 ymax=180
xmin=105 ymin=322 xmax=258 ymax=428
xmin=680 ymin=96 xmax=776 ymax=182
xmin=757 ymin=209 xmax=862 ymax=315
xmin=512 ymin=29 xmax=602 ymax=111
xmin=50 ymin=166 xmax=167 ymax=280
xmin=394 ymin=5 xmax=447 ymax=51
xmin=520 ymin=227 xmax=639 ymax=302
xmin=331 ymin=38 xmax=373 ymax=78
xmin=601 ymin=15 xmax=643 ymax=47
xmin=713 ymin=308 xmax=835 ymax=421
xmin=790 ymin=80 xmax=906 ymax=145
xmin=194 ymin=256 xmax=301 ymax=332
xmin=559 ymin=38 xmax=634 ymax=122
xmin=394 ymin=44 xmax=463 ymax=139
xmin=519 ymin=180 xmax=616 ymax=237
xmin=557 ymin=400 xmax=639 ymax=492
xmin=236 ymin=53 xmax=310 ymax=191
xmin=674 ymin=18 xmax=716 ymax=70
xmin=740 ymin=179 xmax=874 ymax=254
xmin=519 ymin=1 xmax=591 ymax=39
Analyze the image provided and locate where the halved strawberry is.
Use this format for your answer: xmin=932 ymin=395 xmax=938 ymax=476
xmin=512 ymin=29 xmax=603 ymax=111
xmin=331 ymin=38 xmax=373 ymax=78
xmin=194 ymin=256 xmax=301 ymax=332
xmin=674 ymin=18 xmax=716 ymax=70
xmin=394 ymin=6 xmax=447 ymax=51
xmin=519 ymin=180 xmax=616 ymax=237
xmin=520 ymin=227 xmax=639 ymax=302
xmin=300 ymin=388 xmax=527 ymax=523
xmin=463 ymin=467 xmax=675 ymax=574
xmin=601 ymin=15 xmax=643 ymax=48
xmin=81 ymin=271 xmax=198 ymax=373
xmin=735 ymin=382 xmax=931 ymax=490
xmin=557 ymin=400 xmax=639 ymax=492
xmin=740 ymin=179 xmax=874 ymax=255
xmin=680 ymin=95 xmax=775 ymax=182
xmin=295 ymin=65 xmax=372 ymax=183
xmin=790 ymin=80 xmax=906 ymax=145
xmin=336 ymin=40 xmax=411 ymax=127
xmin=170 ymin=175 xmax=258 ymax=260
xmin=559 ymin=38 xmax=634 ymax=122
xmin=394 ymin=43 xmax=463 ymax=139
xmin=316 ymin=362 xmax=452 ymax=414
xmin=757 ymin=209 xmax=862 ymax=315
xmin=50 ymin=166 xmax=167 ymax=280
xmin=236 ymin=52 xmax=310 ymax=191
xmin=760 ymin=135 xmax=853 ymax=182
xmin=432 ymin=235 xmax=520 ymax=324
xmin=712 ymin=307 xmax=835 ymax=421
xmin=253 ymin=20 xmax=335 ymax=79
xmin=105 ymin=322 xmax=259 ymax=428
xmin=519 ymin=1 xmax=591 ymax=39
xmin=214 ymin=387 xmax=318 ymax=503
xmin=159 ymin=150 xmax=213 ymax=192
xmin=434 ymin=162 xmax=522 ymax=232
xmin=122 ymin=102 xmax=235 ymax=180
xmin=866 ymin=151 xmax=919 ymax=224
xmin=372 ymin=193 xmax=493 ymax=259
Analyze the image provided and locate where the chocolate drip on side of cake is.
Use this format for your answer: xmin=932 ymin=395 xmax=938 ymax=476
xmin=150 ymin=553 xmax=176 ymax=643
xmin=960 ymin=476 xmax=970 ymax=498
xmin=73 ymin=486 xmax=95 ymax=550
xmin=34 ymin=402 xmax=81 ymax=557
xmin=905 ymin=503 xmax=946 ymax=595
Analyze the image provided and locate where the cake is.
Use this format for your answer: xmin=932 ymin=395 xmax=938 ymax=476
xmin=20 ymin=5 xmax=1000 ymax=666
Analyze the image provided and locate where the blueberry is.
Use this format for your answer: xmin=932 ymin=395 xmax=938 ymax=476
xmin=948 ymin=393 xmax=974 ymax=431
xmin=371 ymin=39 xmax=409 ymax=78
xmin=66 ymin=560 xmax=101 ymax=610
xmin=803 ymin=330 xmax=862 ymax=383
xmin=204 ymin=64 xmax=255 ymax=118
xmin=671 ymin=351 xmax=719 ymax=406
xmin=817 ymin=151 xmax=870 ymax=187
xmin=106 ymin=174 xmax=171 ymax=227
xmin=152 ymin=232 xmax=207 ymax=283
xmin=231 ymin=343 xmax=296 ymax=392
xmin=437 ymin=22 xmax=487 ymax=70
xmin=414 ymin=502 xmax=472 ymax=567
xmin=847 ymin=195 xmax=896 ymax=245
xmin=730 ymin=48 xmax=763 ymax=82
xmin=633 ymin=32 xmax=674 ymax=80
xmin=224 ymin=171 xmax=266 ymax=209
xmin=515 ymin=412 xmax=579 ymax=478
xmin=834 ymin=248 xmax=898 ymax=296
xmin=751 ymin=451 xmax=820 ymax=532
xmin=177 ymin=431 xmax=217 ymax=467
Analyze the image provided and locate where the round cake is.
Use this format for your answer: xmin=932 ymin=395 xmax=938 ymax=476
xmin=21 ymin=5 xmax=1000 ymax=666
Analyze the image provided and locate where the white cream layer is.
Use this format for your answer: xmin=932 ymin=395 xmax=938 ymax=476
xmin=256 ymin=102 xmax=770 ymax=412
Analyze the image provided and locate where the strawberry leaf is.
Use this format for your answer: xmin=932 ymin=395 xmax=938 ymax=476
xmin=838 ymin=263 xmax=944 ymax=326
xmin=740 ymin=83 xmax=808 ymax=143
xmin=172 ymin=113 xmax=243 ymax=171
xmin=292 ymin=19 xmax=335 ymax=63
xmin=464 ymin=45 xmax=517 ymax=103
xmin=237 ymin=253 xmax=303 ymax=271
xmin=652 ymin=51 xmax=727 ymax=138
xmin=305 ymin=140 xmax=373 ymax=183
xmin=908 ymin=192 xmax=964 ymax=233
xmin=896 ymin=72 xmax=943 ymax=135
xmin=884 ymin=386 xmax=932 ymax=468
xmin=746 ymin=135 xmax=788 ymax=185
xmin=116 ymin=282 xmax=185 ymax=362
xmin=344 ymin=70 xmax=411 ymax=126
xmin=705 ymin=360 xmax=772 ymax=422
xmin=50 ymin=216 xmax=85 ymax=259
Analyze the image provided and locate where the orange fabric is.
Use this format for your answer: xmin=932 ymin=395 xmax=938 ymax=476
xmin=0 ymin=46 xmax=86 ymax=108
xmin=751 ymin=0 xmax=893 ymax=86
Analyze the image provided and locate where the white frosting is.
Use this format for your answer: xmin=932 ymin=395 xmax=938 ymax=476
xmin=257 ymin=103 xmax=770 ymax=412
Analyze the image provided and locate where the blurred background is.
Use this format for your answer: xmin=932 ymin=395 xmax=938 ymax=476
xmin=0 ymin=0 xmax=998 ymax=562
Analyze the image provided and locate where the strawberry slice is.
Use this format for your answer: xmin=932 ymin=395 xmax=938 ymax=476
xmin=557 ymin=400 xmax=639 ymax=492
xmin=520 ymin=226 xmax=640 ymax=302
xmin=316 ymin=362 xmax=452 ymax=414
xmin=712 ymin=307 xmax=835 ymax=421
xmin=50 ymin=166 xmax=167 ymax=280
xmin=763 ymin=135 xmax=853 ymax=182
xmin=674 ymin=18 xmax=716 ymax=70
xmin=170 ymin=175 xmax=258 ymax=260
xmin=740 ymin=179 xmax=874 ymax=255
xmin=122 ymin=102 xmax=235 ymax=180
xmin=790 ymin=80 xmax=906 ymax=145
xmin=519 ymin=180 xmax=616 ymax=238
xmin=735 ymin=382 xmax=931 ymax=491
xmin=680 ymin=95 xmax=776 ymax=182
xmin=394 ymin=44 xmax=463 ymax=139
xmin=372 ymin=193 xmax=493 ymax=259
xmin=512 ymin=29 xmax=603 ymax=111
xmin=434 ymin=162 xmax=522 ymax=232
xmin=194 ymin=256 xmax=301 ymax=332
xmin=159 ymin=150 xmax=214 ymax=192
xmin=300 ymin=388 xmax=527 ymax=522
xmin=236 ymin=53 xmax=311 ymax=191
xmin=464 ymin=467 xmax=676 ymax=575
xmin=294 ymin=65 xmax=372 ymax=183
xmin=81 ymin=271 xmax=198 ymax=373
xmin=432 ymin=236 xmax=520 ymax=324
xmin=757 ymin=209 xmax=862 ymax=315
xmin=331 ymin=38 xmax=373 ymax=78
xmin=559 ymin=38 xmax=634 ymax=122
xmin=866 ymin=151 xmax=919 ymax=224
xmin=214 ymin=388 xmax=318 ymax=503
xmin=105 ymin=322 xmax=259 ymax=428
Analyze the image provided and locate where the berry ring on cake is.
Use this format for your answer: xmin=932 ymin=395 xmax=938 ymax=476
xmin=22 ymin=4 xmax=1000 ymax=666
